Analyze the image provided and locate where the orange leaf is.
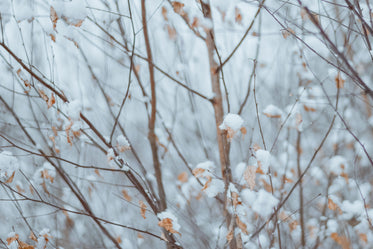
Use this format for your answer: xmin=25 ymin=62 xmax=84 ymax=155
xmin=6 ymin=233 xmax=19 ymax=245
xmin=162 ymin=6 xmax=168 ymax=21
xmin=41 ymin=169 xmax=54 ymax=183
xmin=192 ymin=168 xmax=205 ymax=177
xmin=303 ymin=105 xmax=316 ymax=112
xmin=5 ymin=171 xmax=15 ymax=183
xmin=235 ymin=7 xmax=242 ymax=24
xmin=331 ymin=233 xmax=351 ymax=249
xmin=50 ymin=6 xmax=58 ymax=29
xmin=172 ymin=1 xmax=185 ymax=15
xmin=94 ymin=169 xmax=102 ymax=177
xmin=177 ymin=172 xmax=188 ymax=183
xmin=236 ymin=216 xmax=248 ymax=235
xmin=139 ymin=200 xmax=147 ymax=219
xmin=158 ymin=218 xmax=181 ymax=235
xmin=137 ymin=233 xmax=144 ymax=239
xmin=335 ymin=73 xmax=345 ymax=89
xmin=121 ymin=189 xmax=132 ymax=202
xmin=201 ymin=176 xmax=212 ymax=191
xmin=226 ymin=223 xmax=234 ymax=242
xmin=47 ymin=93 xmax=55 ymax=109
xmin=328 ymin=198 xmax=338 ymax=211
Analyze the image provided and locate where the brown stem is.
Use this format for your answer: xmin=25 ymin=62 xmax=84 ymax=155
xmin=141 ymin=0 xmax=167 ymax=212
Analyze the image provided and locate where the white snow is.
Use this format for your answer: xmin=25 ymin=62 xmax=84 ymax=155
xmin=219 ymin=113 xmax=244 ymax=131
xmin=116 ymin=135 xmax=130 ymax=147
xmin=327 ymin=155 xmax=348 ymax=175
xmin=263 ymin=104 xmax=283 ymax=117
xmin=66 ymin=100 xmax=82 ymax=120
xmin=204 ymin=179 xmax=225 ymax=197
xmin=256 ymin=149 xmax=271 ymax=172
xmin=252 ymin=189 xmax=279 ymax=217
xmin=0 ymin=151 xmax=19 ymax=181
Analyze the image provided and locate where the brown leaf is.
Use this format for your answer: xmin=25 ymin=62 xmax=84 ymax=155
xmin=260 ymin=179 xmax=272 ymax=193
xmin=18 ymin=240 xmax=35 ymax=249
xmin=172 ymin=1 xmax=185 ymax=15
xmin=158 ymin=218 xmax=181 ymax=235
xmin=41 ymin=169 xmax=54 ymax=183
xmin=331 ymin=233 xmax=351 ymax=249
xmin=6 ymin=233 xmax=19 ymax=245
xmin=232 ymin=192 xmax=241 ymax=208
xmin=201 ymin=176 xmax=212 ymax=191
xmin=177 ymin=172 xmax=188 ymax=183
xmin=41 ymin=181 xmax=50 ymax=195
xmin=263 ymin=112 xmax=282 ymax=118
xmin=335 ymin=73 xmax=345 ymax=89
xmin=236 ymin=216 xmax=248 ymax=235
xmin=303 ymin=105 xmax=316 ymax=112
xmin=226 ymin=223 xmax=234 ymax=242
xmin=139 ymin=200 xmax=147 ymax=219
xmin=191 ymin=17 xmax=199 ymax=28
xmin=359 ymin=233 xmax=367 ymax=243
xmin=47 ymin=93 xmax=55 ymax=109
xmin=121 ymin=189 xmax=132 ymax=202
xmin=162 ymin=7 xmax=168 ymax=21
xmin=328 ymin=198 xmax=338 ymax=211
xmin=5 ymin=171 xmax=15 ymax=183
xmin=167 ymin=25 xmax=177 ymax=40
xmin=192 ymin=168 xmax=205 ymax=177
xmin=137 ymin=233 xmax=144 ymax=239
xmin=235 ymin=7 xmax=242 ymax=24
xmin=244 ymin=165 xmax=256 ymax=190
xmin=29 ymin=232 xmax=37 ymax=242
xmin=50 ymin=6 xmax=58 ymax=29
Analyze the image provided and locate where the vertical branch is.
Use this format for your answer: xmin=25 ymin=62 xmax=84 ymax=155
xmin=141 ymin=0 xmax=167 ymax=212
xmin=200 ymin=2 xmax=235 ymax=248
xmin=296 ymin=131 xmax=305 ymax=248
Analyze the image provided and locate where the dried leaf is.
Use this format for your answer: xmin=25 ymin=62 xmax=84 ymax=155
xmin=6 ymin=233 xmax=19 ymax=245
xmin=263 ymin=112 xmax=282 ymax=118
xmin=137 ymin=233 xmax=144 ymax=239
xmin=116 ymin=236 xmax=122 ymax=244
xmin=260 ymin=179 xmax=272 ymax=193
xmin=244 ymin=165 xmax=256 ymax=190
xmin=29 ymin=232 xmax=37 ymax=242
xmin=191 ymin=17 xmax=199 ymax=28
xmin=18 ymin=240 xmax=35 ymax=249
xmin=289 ymin=220 xmax=298 ymax=231
xmin=41 ymin=169 xmax=54 ymax=183
xmin=139 ymin=200 xmax=147 ymax=219
xmin=226 ymin=223 xmax=234 ymax=242
xmin=359 ymin=233 xmax=367 ymax=243
xmin=158 ymin=218 xmax=181 ymax=235
xmin=121 ymin=189 xmax=132 ymax=201
xmin=47 ymin=93 xmax=55 ymax=109
xmin=335 ymin=73 xmax=345 ymax=89
xmin=177 ymin=172 xmax=188 ymax=183
xmin=5 ymin=171 xmax=15 ymax=183
xmin=236 ymin=216 xmax=248 ymax=235
xmin=303 ymin=105 xmax=316 ymax=112
xmin=328 ymin=198 xmax=338 ymax=211
xmin=231 ymin=191 xmax=241 ymax=208
xmin=172 ymin=1 xmax=185 ymax=15
xmin=235 ymin=7 xmax=242 ymax=24
xmin=94 ymin=169 xmax=102 ymax=177
xmin=340 ymin=172 xmax=349 ymax=183
xmin=50 ymin=6 xmax=58 ymax=29
xmin=192 ymin=168 xmax=205 ymax=177
xmin=41 ymin=181 xmax=50 ymax=195
xmin=167 ymin=25 xmax=177 ymax=40
xmin=331 ymin=233 xmax=351 ymax=249
xmin=16 ymin=184 xmax=25 ymax=193
xmin=162 ymin=6 xmax=168 ymax=21
xmin=282 ymin=28 xmax=295 ymax=39
xmin=201 ymin=176 xmax=212 ymax=191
